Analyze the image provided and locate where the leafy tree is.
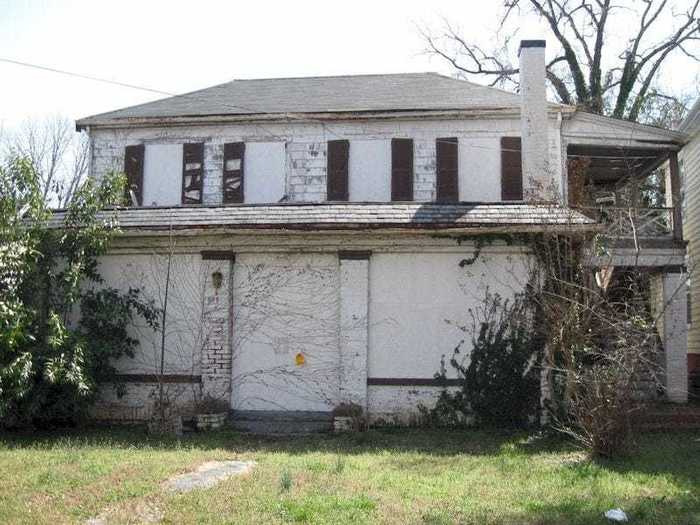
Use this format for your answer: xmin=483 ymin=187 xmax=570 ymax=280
xmin=0 ymin=157 xmax=159 ymax=428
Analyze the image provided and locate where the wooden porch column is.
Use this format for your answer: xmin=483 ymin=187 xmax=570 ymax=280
xmin=669 ymin=151 xmax=684 ymax=241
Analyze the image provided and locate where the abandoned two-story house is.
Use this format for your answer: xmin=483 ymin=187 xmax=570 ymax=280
xmin=64 ymin=40 xmax=690 ymax=429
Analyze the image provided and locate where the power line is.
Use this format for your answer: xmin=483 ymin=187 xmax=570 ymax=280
xmin=0 ymin=57 xmax=174 ymax=96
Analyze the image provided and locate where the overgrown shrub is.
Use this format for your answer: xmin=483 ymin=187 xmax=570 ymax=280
xmin=0 ymin=156 xmax=158 ymax=428
xmin=432 ymin=291 xmax=542 ymax=427
xmin=529 ymin=228 xmax=665 ymax=458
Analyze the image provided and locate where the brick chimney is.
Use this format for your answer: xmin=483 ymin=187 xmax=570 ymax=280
xmin=519 ymin=40 xmax=550 ymax=199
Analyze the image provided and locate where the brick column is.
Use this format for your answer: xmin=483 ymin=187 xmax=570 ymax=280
xmin=662 ymin=271 xmax=688 ymax=403
xmin=338 ymin=251 xmax=370 ymax=409
xmin=200 ymin=251 xmax=235 ymax=401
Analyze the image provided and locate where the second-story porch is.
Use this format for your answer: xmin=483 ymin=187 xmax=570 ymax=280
xmin=567 ymin=143 xmax=686 ymax=269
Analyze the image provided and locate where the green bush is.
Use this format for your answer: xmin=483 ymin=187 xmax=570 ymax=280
xmin=0 ymin=156 xmax=158 ymax=428
xmin=432 ymin=291 xmax=542 ymax=427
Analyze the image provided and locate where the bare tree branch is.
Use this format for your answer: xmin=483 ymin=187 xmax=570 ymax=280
xmin=422 ymin=0 xmax=700 ymax=123
xmin=2 ymin=116 xmax=89 ymax=207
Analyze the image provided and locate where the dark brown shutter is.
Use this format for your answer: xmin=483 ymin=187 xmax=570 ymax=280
xmin=391 ymin=138 xmax=413 ymax=201
xmin=327 ymin=140 xmax=349 ymax=201
xmin=436 ymin=137 xmax=459 ymax=202
xmin=182 ymin=143 xmax=204 ymax=204
xmin=124 ymin=144 xmax=144 ymax=206
xmin=223 ymin=142 xmax=245 ymax=203
xmin=501 ymin=136 xmax=523 ymax=201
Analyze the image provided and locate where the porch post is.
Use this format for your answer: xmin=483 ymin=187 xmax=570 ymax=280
xmin=200 ymin=251 xmax=235 ymax=402
xmin=338 ymin=251 xmax=370 ymax=410
xmin=661 ymin=270 xmax=688 ymax=403
xmin=668 ymin=151 xmax=684 ymax=241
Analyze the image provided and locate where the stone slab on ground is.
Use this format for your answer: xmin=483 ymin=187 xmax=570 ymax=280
xmin=164 ymin=460 xmax=255 ymax=493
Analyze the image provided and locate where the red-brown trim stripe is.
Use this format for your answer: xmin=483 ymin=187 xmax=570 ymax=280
xmin=201 ymin=250 xmax=236 ymax=261
xmin=338 ymin=250 xmax=372 ymax=260
xmin=367 ymin=377 xmax=461 ymax=387
xmin=113 ymin=374 xmax=202 ymax=384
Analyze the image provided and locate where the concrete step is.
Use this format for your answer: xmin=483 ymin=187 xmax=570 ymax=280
xmin=230 ymin=410 xmax=333 ymax=434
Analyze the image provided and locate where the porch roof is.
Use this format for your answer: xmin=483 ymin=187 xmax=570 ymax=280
xmin=49 ymin=202 xmax=596 ymax=234
xmin=567 ymin=144 xmax=671 ymax=184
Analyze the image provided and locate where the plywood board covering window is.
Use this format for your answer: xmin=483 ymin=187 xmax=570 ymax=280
xmin=182 ymin=143 xmax=204 ymax=204
xmin=391 ymin=138 xmax=413 ymax=201
xmin=223 ymin=142 xmax=245 ymax=203
xmin=327 ymin=140 xmax=349 ymax=201
xmin=436 ymin=137 xmax=458 ymax=202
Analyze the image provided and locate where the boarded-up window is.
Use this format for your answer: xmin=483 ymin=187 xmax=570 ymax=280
xmin=436 ymin=137 xmax=458 ymax=202
xmin=501 ymin=136 xmax=523 ymax=201
xmin=391 ymin=138 xmax=413 ymax=201
xmin=327 ymin=140 xmax=349 ymax=201
xmin=124 ymin=144 xmax=144 ymax=206
xmin=223 ymin=142 xmax=245 ymax=203
xmin=182 ymin=143 xmax=204 ymax=204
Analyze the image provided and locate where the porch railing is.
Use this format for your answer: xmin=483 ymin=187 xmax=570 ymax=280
xmin=579 ymin=207 xmax=676 ymax=240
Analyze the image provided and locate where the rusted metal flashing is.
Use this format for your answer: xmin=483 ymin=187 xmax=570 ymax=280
xmin=338 ymin=250 xmax=371 ymax=260
xmin=367 ymin=377 xmax=461 ymax=387
xmin=114 ymin=374 xmax=202 ymax=384
xmin=201 ymin=250 xmax=236 ymax=261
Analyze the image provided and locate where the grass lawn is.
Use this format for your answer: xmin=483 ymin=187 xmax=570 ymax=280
xmin=0 ymin=427 xmax=697 ymax=524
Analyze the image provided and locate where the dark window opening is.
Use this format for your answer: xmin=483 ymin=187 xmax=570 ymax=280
xmin=223 ymin=142 xmax=245 ymax=203
xmin=182 ymin=143 xmax=204 ymax=204
xmin=327 ymin=140 xmax=349 ymax=201
xmin=391 ymin=138 xmax=413 ymax=201
xmin=436 ymin=137 xmax=459 ymax=202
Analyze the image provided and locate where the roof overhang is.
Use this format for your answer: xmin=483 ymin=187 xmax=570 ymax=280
xmin=48 ymin=203 xmax=599 ymax=237
xmin=567 ymin=144 xmax=671 ymax=184
xmin=563 ymin=111 xmax=688 ymax=149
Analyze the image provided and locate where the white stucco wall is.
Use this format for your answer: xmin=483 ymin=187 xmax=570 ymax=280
xmin=91 ymin=234 xmax=533 ymax=423
xmin=367 ymin=251 xmax=529 ymax=381
xmin=91 ymin=252 xmax=212 ymax=420
xmin=96 ymin=252 xmax=208 ymax=376
xmin=365 ymin=249 xmax=530 ymax=422
xmin=143 ymin=144 xmax=182 ymax=206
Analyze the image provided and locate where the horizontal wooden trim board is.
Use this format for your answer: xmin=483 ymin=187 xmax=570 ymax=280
xmin=201 ymin=250 xmax=236 ymax=261
xmin=113 ymin=374 xmax=202 ymax=384
xmin=367 ymin=377 xmax=461 ymax=387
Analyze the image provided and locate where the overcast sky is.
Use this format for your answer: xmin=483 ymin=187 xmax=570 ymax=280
xmin=1 ymin=0 xmax=698 ymax=131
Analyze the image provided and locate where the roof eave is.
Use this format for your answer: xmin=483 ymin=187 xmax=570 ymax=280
xmin=565 ymin=110 xmax=689 ymax=147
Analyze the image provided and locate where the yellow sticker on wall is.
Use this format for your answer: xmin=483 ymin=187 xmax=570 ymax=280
xmin=295 ymin=353 xmax=305 ymax=366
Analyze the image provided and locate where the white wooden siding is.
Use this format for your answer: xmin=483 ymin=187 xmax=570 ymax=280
xmin=682 ymin=134 xmax=700 ymax=357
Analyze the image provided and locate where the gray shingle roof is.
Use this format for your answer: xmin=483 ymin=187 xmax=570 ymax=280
xmin=50 ymin=203 xmax=595 ymax=233
xmin=76 ymin=73 xmax=527 ymax=126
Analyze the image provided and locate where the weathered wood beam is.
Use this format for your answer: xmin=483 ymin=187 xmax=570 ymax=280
xmin=668 ymin=151 xmax=683 ymax=241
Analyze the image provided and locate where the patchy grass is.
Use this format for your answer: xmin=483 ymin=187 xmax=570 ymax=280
xmin=0 ymin=427 xmax=697 ymax=524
